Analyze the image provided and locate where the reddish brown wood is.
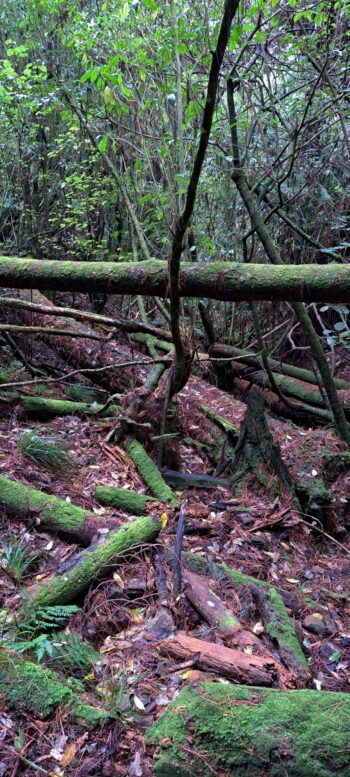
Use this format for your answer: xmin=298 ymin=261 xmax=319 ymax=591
xmin=159 ymin=632 xmax=284 ymax=686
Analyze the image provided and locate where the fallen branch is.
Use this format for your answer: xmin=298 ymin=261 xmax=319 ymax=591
xmin=126 ymin=437 xmax=178 ymax=506
xmin=95 ymin=485 xmax=158 ymax=514
xmin=159 ymin=632 xmax=284 ymax=686
xmin=26 ymin=515 xmax=161 ymax=608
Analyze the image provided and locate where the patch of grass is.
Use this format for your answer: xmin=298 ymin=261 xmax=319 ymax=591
xmin=0 ymin=536 xmax=40 ymax=582
xmin=18 ymin=430 xmax=75 ymax=471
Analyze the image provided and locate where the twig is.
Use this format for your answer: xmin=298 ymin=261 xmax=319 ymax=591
xmin=173 ymin=500 xmax=188 ymax=598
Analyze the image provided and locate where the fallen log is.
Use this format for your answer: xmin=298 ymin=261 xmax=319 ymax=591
xmin=230 ymin=360 xmax=350 ymax=415
xmin=183 ymin=568 xmax=269 ymax=655
xmin=183 ymin=553 xmax=310 ymax=686
xmin=147 ymin=682 xmax=350 ymax=776
xmin=10 ymin=290 xmax=145 ymax=393
xmin=0 ymin=474 xmax=121 ymax=545
xmin=1 ymin=257 xmax=350 ymax=302
xmin=125 ymin=437 xmax=178 ymax=506
xmin=95 ymin=485 xmax=158 ymax=514
xmin=211 ymin=343 xmax=350 ymax=392
xmin=0 ymin=648 xmax=108 ymax=727
xmin=26 ymin=515 xmax=161 ymax=609
xmin=159 ymin=632 xmax=283 ymax=686
xmin=21 ymin=396 xmax=120 ymax=418
xmin=162 ymin=471 xmax=229 ymax=489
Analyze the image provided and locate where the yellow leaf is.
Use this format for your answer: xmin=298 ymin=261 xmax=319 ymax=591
xmin=181 ymin=669 xmax=193 ymax=680
xmin=160 ymin=512 xmax=168 ymax=529
xmin=61 ymin=743 xmax=76 ymax=767
xmin=84 ymin=672 xmax=94 ymax=681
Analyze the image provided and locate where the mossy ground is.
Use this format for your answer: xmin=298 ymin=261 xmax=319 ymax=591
xmin=148 ymin=682 xmax=350 ymax=776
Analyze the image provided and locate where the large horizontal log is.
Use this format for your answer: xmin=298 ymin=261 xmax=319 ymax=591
xmin=1 ymin=257 xmax=350 ymax=302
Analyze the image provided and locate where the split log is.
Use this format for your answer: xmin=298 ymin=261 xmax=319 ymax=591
xmin=183 ymin=568 xmax=268 ymax=655
xmin=22 ymin=395 xmax=120 ymax=418
xmin=26 ymin=515 xmax=161 ymax=609
xmin=2 ymin=257 xmax=350 ymax=302
xmin=95 ymin=485 xmax=158 ymax=514
xmin=183 ymin=553 xmax=310 ymax=686
xmin=0 ymin=474 xmax=122 ymax=545
xmin=125 ymin=437 xmax=178 ymax=506
xmin=0 ymin=649 xmax=108 ymax=727
xmin=158 ymin=632 xmax=284 ymax=686
xmin=147 ymin=682 xmax=350 ymax=777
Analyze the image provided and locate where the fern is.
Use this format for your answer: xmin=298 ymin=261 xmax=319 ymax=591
xmin=18 ymin=604 xmax=79 ymax=637
xmin=5 ymin=629 xmax=99 ymax=671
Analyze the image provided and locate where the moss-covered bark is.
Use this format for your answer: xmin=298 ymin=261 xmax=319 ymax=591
xmin=0 ymin=474 xmax=116 ymax=545
xmin=22 ymin=396 xmax=120 ymax=418
xmin=2 ymin=257 xmax=350 ymax=302
xmin=182 ymin=553 xmax=309 ymax=685
xmin=211 ymin=343 xmax=350 ymax=391
xmin=147 ymin=682 xmax=350 ymax=776
xmin=0 ymin=649 xmax=108 ymax=726
xmin=95 ymin=485 xmax=157 ymax=514
xmin=231 ymin=387 xmax=297 ymax=499
xmin=126 ymin=437 xmax=178 ymax=506
xmin=27 ymin=515 xmax=161 ymax=608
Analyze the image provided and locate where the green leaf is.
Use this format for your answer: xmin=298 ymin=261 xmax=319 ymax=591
xmin=98 ymin=134 xmax=108 ymax=153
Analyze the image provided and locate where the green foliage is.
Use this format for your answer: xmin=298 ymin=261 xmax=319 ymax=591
xmin=0 ymin=536 xmax=40 ymax=582
xmin=18 ymin=430 xmax=75 ymax=471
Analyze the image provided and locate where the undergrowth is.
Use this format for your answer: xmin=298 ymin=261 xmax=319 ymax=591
xmin=18 ymin=430 xmax=75 ymax=471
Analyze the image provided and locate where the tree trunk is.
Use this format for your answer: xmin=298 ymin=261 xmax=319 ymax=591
xmin=1 ymin=257 xmax=350 ymax=302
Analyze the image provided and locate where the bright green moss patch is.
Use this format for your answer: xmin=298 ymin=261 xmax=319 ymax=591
xmin=22 ymin=396 xmax=120 ymax=418
xmin=0 ymin=649 xmax=108 ymax=726
xmin=126 ymin=437 xmax=178 ymax=506
xmin=0 ymin=474 xmax=89 ymax=532
xmin=95 ymin=485 xmax=157 ymax=514
xmin=148 ymin=683 xmax=350 ymax=776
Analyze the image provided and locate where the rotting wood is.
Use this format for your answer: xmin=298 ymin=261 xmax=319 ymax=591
xmin=158 ymin=632 xmax=285 ymax=686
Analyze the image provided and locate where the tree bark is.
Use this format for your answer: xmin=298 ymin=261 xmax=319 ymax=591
xmin=1 ymin=257 xmax=350 ymax=302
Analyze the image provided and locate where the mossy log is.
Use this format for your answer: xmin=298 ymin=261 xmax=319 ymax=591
xmin=21 ymin=395 xmax=120 ymax=418
xmin=230 ymin=361 xmax=345 ymax=420
xmin=126 ymin=436 xmax=178 ymax=506
xmin=147 ymin=682 xmax=350 ymax=777
xmin=0 ymin=649 xmax=108 ymax=727
xmin=2 ymin=257 xmax=350 ymax=302
xmin=27 ymin=515 xmax=161 ymax=609
xmin=211 ymin=343 xmax=350 ymax=391
xmin=183 ymin=568 xmax=271 ymax=656
xmin=95 ymin=485 xmax=158 ymax=514
xmin=0 ymin=474 xmax=124 ymax=545
xmin=183 ymin=553 xmax=310 ymax=686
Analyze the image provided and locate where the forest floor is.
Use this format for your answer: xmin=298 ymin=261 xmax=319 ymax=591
xmin=0 ymin=337 xmax=350 ymax=776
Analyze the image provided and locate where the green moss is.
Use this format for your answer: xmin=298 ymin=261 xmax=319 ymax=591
xmin=29 ymin=515 xmax=161 ymax=608
xmin=322 ymin=451 xmax=350 ymax=482
xmin=0 ymin=474 xmax=89 ymax=533
xmin=0 ymin=650 xmax=108 ymax=726
xmin=183 ymin=554 xmax=308 ymax=678
xmin=95 ymin=485 xmax=157 ymax=514
xmin=22 ymin=396 xmax=120 ymax=418
xmin=126 ymin=437 xmax=178 ymax=506
xmin=148 ymin=683 xmax=350 ymax=776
